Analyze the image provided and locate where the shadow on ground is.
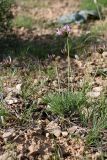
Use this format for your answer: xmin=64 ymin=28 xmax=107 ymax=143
xmin=0 ymin=30 xmax=104 ymax=62
xmin=0 ymin=31 xmax=64 ymax=61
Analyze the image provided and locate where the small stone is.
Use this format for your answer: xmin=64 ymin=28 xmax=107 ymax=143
xmin=62 ymin=131 xmax=68 ymax=137
xmin=20 ymin=27 xmax=25 ymax=32
xmin=46 ymin=121 xmax=59 ymax=130
xmin=33 ymin=79 xmax=38 ymax=85
xmin=93 ymin=86 xmax=102 ymax=92
xmin=37 ymin=98 xmax=42 ymax=104
xmin=0 ymin=151 xmax=16 ymax=160
xmin=17 ymin=144 xmax=23 ymax=152
xmin=87 ymin=91 xmax=100 ymax=98
xmin=5 ymin=98 xmax=18 ymax=105
xmin=68 ymin=126 xmax=78 ymax=134
xmin=28 ymin=141 xmax=37 ymax=155
xmin=43 ymin=155 xmax=50 ymax=160
xmin=75 ymin=54 xmax=79 ymax=60
xmin=3 ymin=129 xmax=14 ymax=141
xmin=46 ymin=133 xmax=50 ymax=138
xmin=52 ymin=80 xmax=57 ymax=87
xmin=5 ymin=99 xmax=13 ymax=105
xmin=53 ymin=128 xmax=61 ymax=138
xmin=102 ymin=52 xmax=107 ymax=57
xmin=15 ymin=83 xmax=22 ymax=94
xmin=47 ymin=105 xmax=51 ymax=109
xmin=46 ymin=121 xmax=61 ymax=138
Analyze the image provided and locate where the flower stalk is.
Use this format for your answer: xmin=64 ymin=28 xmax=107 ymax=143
xmin=56 ymin=25 xmax=71 ymax=92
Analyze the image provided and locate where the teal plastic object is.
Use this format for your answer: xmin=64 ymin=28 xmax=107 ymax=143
xmin=57 ymin=10 xmax=99 ymax=24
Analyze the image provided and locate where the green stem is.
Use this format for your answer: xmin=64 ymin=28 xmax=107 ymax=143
xmin=94 ymin=0 xmax=102 ymax=20
xmin=67 ymin=37 xmax=70 ymax=92
xmin=55 ymin=64 xmax=61 ymax=93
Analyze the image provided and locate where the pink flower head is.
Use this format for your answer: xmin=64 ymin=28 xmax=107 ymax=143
xmin=56 ymin=25 xmax=71 ymax=37
xmin=56 ymin=28 xmax=63 ymax=36
xmin=62 ymin=25 xmax=71 ymax=33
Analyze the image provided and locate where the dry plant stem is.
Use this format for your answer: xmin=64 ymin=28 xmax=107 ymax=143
xmin=55 ymin=64 xmax=61 ymax=93
xmin=67 ymin=37 xmax=70 ymax=92
xmin=93 ymin=54 xmax=102 ymax=81
xmin=0 ymin=116 xmax=4 ymax=124
xmin=38 ymin=62 xmax=42 ymax=82
xmin=93 ymin=0 xmax=102 ymax=20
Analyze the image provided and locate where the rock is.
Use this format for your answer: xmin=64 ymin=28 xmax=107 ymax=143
xmin=43 ymin=154 xmax=51 ymax=160
xmin=33 ymin=79 xmax=38 ymax=85
xmin=46 ymin=121 xmax=59 ymax=130
xmin=4 ymin=87 xmax=13 ymax=93
xmin=5 ymin=97 xmax=18 ymax=105
xmin=74 ymin=54 xmax=79 ymax=60
xmin=28 ymin=140 xmax=39 ymax=156
xmin=4 ymin=83 xmax=22 ymax=96
xmin=102 ymin=52 xmax=107 ymax=57
xmin=46 ymin=121 xmax=61 ymax=138
xmin=37 ymin=98 xmax=42 ymax=105
xmin=92 ymin=151 xmax=102 ymax=159
xmin=46 ymin=133 xmax=50 ymax=138
xmin=0 ymin=152 xmax=16 ymax=160
xmin=15 ymin=83 xmax=22 ymax=94
xmin=57 ymin=10 xmax=99 ymax=24
xmin=52 ymin=80 xmax=57 ymax=87
xmin=68 ymin=126 xmax=87 ymax=136
xmin=92 ymin=86 xmax=103 ymax=92
xmin=68 ymin=126 xmax=78 ymax=134
xmin=17 ymin=144 xmax=23 ymax=152
xmin=87 ymin=91 xmax=100 ymax=98
xmin=62 ymin=131 xmax=68 ymax=137
xmin=2 ymin=129 xmax=15 ymax=141
xmin=52 ymin=128 xmax=61 ymax=138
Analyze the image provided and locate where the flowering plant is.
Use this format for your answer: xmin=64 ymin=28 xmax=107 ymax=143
xmin=56 ymin=25 xmax=72 ymax=91
xmin=56 ymin=25 xmax=71 ymax=37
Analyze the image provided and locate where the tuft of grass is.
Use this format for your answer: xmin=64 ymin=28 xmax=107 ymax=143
xmin=44 ymin=91 xmax=87 ymax=118
xmin=44 ymin=66 xmax=55 ymax=79
xmin=86 ymin=95 xmax=107 ymax=146
xmin=44 ymin=79 xmax=107 ymax=147
xmin=68 ymin=33 xmax=98 ymax=57
xmin=91 ymin=20 xmax=107 ymax=35
xmin=12 ymin=15 xmax=34 ymax=28
xmin=80 ymin=0 xmax=107 ymax=10
xmin=0 ymin=104 xmax=8 ymax=119
xmin=21 ymin=78 xmax=37 ymax=102
xmin=0 ymin=100 xmax=9 ymax=125
xmin=19 ymin=103 xmax=36 ymax=124
xmin=0 ymin=80 xmax=8 ymax=123
xmin=52 ymin=139 xmax=63 ymax=160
